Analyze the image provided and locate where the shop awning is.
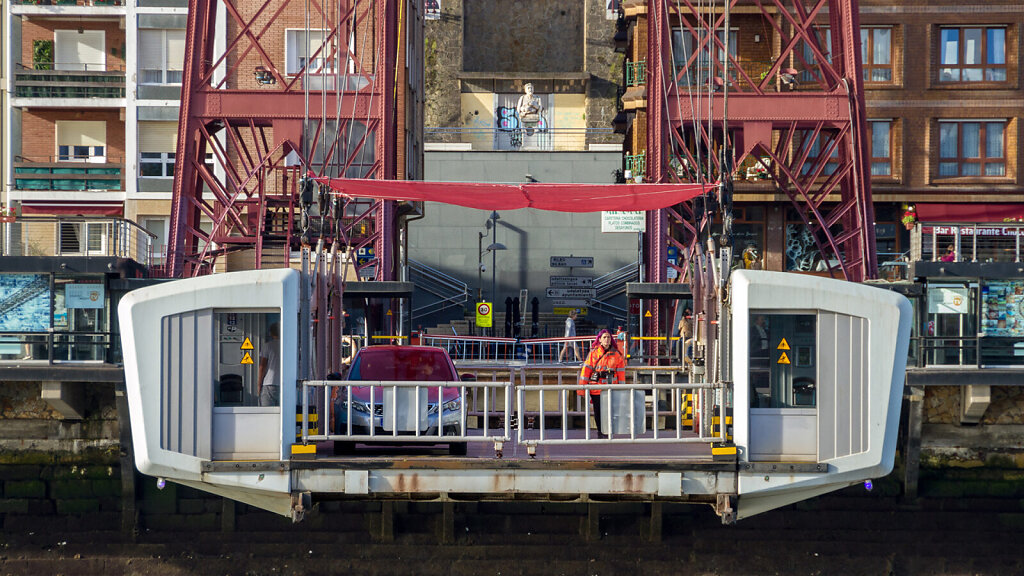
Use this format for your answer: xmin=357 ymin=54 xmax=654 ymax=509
xmin=20 ymin=201 xmax=124 ymax=216
xmin=916 ymin=203 xmax=1024 ymax=224
xmin=318 ymin=178 xmax=717 ymax=212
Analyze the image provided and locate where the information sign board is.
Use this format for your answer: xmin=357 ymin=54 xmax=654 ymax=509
xmin=546 ymin=287 xmax=597 ymax=299
xmin=550 ymin=256 xmax=594 ymax=268
xmin=601 ymin=211 xmax=646 ymax=233
xmin=549 ymin=276 xmax=593 ymax=287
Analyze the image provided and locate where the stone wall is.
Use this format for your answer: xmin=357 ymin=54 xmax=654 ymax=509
xmin=424 ymin=0 xmax=622 ymax=136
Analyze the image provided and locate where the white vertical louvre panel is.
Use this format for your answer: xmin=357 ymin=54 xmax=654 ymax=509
xmin=139 ymin=121 xmax=178 ymax=153
xmin=55 ymin=30 xmax=105 ymax=71
xmin=818 ymin=312 xmax=869 ymax=461
xmin=161 ymin=310 xmax=214 ymax=459
xmin=139 ymin=30 xmax=163 ymax=83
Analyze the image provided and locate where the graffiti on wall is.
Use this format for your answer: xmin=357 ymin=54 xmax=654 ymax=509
xmin=786 ymin=224 xmax=828 ymax=272
xmin=495 ymin=100 xmax=550 ymax=151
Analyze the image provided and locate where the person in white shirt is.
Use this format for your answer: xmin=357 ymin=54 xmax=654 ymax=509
xmin=258 ymin=323 xmax=280 ymax=406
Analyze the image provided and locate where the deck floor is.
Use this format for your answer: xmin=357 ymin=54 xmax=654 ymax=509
xmin=309 ymin=428 xmax=715 ymax=464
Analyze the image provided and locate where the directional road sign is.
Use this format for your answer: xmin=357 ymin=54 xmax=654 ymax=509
xmin=546 ymin=287 xmax=597 ymax=299
xmin=551 ymin=299 xmax=591 ymax=307
xmin=549 ymin=276 xmax=593 ymax=287
xmin=550 ymin=256 xmax=594 ymax=268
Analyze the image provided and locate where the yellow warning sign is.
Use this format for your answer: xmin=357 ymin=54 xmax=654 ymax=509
xmin=777 ymin=338 xmax=790 ymax=350
xmin=386 ymin=310 xmax=393 ymax=316
xmin=644 ymin=310 xmax=652 ymax=318
xmin=241 ymin=337 xmax=254 ymax=350
xmin=476 ymin=302 xmax=493 ymax=328
xmin=241 ymin=351 xmax=254 ymax=365
xmin=777 ymin=351 xmax=791 ymax=365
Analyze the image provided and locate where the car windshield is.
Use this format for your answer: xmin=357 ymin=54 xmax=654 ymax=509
xmin=349 ymin=347 xmax=456 ymax=381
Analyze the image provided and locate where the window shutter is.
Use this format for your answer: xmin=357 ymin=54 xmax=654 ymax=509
xmin=139 ymin=30 xmax=162 ymax=77
xmin=139 ymin=122 xmax=178 ymax=153
xmin=166 ymin=30 xmax=185 ymax=71
xmin=57 ymin=121 xmax=106 ymax=147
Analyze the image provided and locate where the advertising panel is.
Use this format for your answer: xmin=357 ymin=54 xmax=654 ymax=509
xmin=0 ymin=274 xmax=51 ymax=332
xmin=981 ymin=281 xmax=1024 ymax=337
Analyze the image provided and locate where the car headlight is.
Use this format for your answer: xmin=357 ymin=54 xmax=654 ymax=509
xmin=442 ymin=399 xmax=461 ymax=412
xmin=339 ymin=400 xmax=372 ymax=414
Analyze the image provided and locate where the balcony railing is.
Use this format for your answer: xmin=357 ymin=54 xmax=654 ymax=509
xmin=425 ymin=127 xmax=618 ymax=152
xmin=911 ymin=222 xmax=1024 ymax=263
xmin=625 ymin=153 xmax=646 ymax=181
xmin=14 ymin=63 xmax=126 ymax=99
xmin=626 ymin=60 xmax=646 ymax=86
xmin=15 ymin=157 xmax=123 ymax=191
xmin=11 ymin=0 xmax=124 ymax=6
xmin=0 ymin=215 xmax=156 ymax=266
xmin=672 ymin=60 xmax=797 ymax=92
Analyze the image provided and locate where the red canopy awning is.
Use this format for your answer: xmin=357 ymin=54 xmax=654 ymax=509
xmin=318 ymin=178 xmax=716 ymax=212
xmin=915 ymin=203 xmax=1024 ymax=224
xmin=20 ymin=201 xmax=124 ymax=216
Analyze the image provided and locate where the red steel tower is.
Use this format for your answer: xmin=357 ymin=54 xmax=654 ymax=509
xmin=167 ymin=0 xmax=420 ymax=278
xmin=630 ymin=0 xmax=876 ymax=285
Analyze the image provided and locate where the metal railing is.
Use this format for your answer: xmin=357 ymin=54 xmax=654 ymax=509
xmin=408 ymin=259 xmax=469 ymax=318
xmin=0 ymin=331 xmax=116 ymax=363
xmin=911 ymin=222 xmax=1024 ymax=263
xmin=589 ymin=261 xmax=638 ymax=318
xmin=298 ymin=366 xmax=728 ymax=453
xmin=14 ymin=157 xmax=123 ymax=191
xmin=515 ymin=367 xmax=723 ymax=447
xmin=300 ymin=378 xmax=514 ymax=454
xmin=0 ymin=215 xmax=156 ymax=265
xmin=14 ymin=64 xmax=126 ymax=99
xmin=420 ymin=334 xmax=520 ymax=363
xmin=625 ymin=153 xmax=646 ymax=180
xmin=424 ymin=127 xmax=618 ymax=152
xmin=626 ymin=60 xmax=646 ymax=86
xmin=12 ymin=0 xmax=123 ymax=5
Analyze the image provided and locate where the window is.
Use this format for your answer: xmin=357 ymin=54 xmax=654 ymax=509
xmin=861 ymin=27 xmax=892 ymax=83
xmin=868 ymin=120 xmax=892 ymax=176
xmin=54 ymin=30 xmax=105 ymax=72
xmin=139 ymin=121 xmax=178 ymax=177
xmin=56 ymin=121 xmax=106 ymax=163
xmin=938 ymin=121 xmax=1006 ymax=177
xmin=749 ymin=313 xmax=817 ymax=408
xmin=59 ymin=222 xmax=106 ymax=255
xmin=939 ymin=27 xmax=1006 ymax=82
xmin=140 ymin=152 xmax=174 ymax=177
xmin=671 ymin=27 xmax=737 ymax=87
xmin=799 ymin=133 xmax=839 ymax=176
xmin=800 ymin=28 xmax=831 ymax=84
xmin=285 ymin=29 xmax=335 ymax=75
xmin=139 ymin=30 xmax=185 ymax=84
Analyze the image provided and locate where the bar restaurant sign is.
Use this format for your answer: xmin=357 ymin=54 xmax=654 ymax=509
xmin=924 ymin=225 xmax=1024 ymax=237
xmin=601 ymin=211 xmax=646 ymax=233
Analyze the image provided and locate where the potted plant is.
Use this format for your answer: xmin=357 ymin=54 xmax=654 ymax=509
xmin=0 ymin=205 xmax=15 ymax=223
xmin=901 ymin=203 xmax=917 ymax=231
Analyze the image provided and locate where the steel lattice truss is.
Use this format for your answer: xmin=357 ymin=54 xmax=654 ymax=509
xmin=167 ymin=0 xmax=402 ymax=278
xmin=647 ymin=0 xmax=877 ymax=289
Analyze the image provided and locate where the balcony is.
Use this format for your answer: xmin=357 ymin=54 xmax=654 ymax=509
xmin=13 ymin=63 xmax=125 ymax=100
xmin=0 ymin=215 xmax=156 ymax=265
xmin=424 ymin=127 xmax=617 ymax=152
xmin=624 ymin=153 xmax=646 ymax=182
xmin=15 ymin=157 xmax=123 ymax=192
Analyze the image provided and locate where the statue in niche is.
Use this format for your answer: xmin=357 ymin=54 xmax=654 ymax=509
xmin=516 ymin=83 xmax=544 ymax=135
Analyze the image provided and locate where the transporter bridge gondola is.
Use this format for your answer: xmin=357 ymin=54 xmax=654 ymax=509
xmin=120 ymin=263 xmax=910 ymax=522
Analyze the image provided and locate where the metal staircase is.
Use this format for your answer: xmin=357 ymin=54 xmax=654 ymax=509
xmin=408 ymin=259 xmax=469 ymax=320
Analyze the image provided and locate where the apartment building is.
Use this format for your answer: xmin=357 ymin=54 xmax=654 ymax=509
xmin=620 ymin=0 xmax=1023 ymax=276
xmin=3 ymin=0 xmax=184 ymax=263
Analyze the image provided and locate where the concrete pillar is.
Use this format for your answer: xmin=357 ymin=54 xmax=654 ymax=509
xmin=378 ymin=501 xmax=395 ymax=543
xmin=648 ymin=501 xmax=662 ymax=543
xmin=440 ymin=502 xmax=455 ymax=545
xmin=904 ymin=386 xmax=924 ymax=501
xmin=40 ymin=381 xmax=85 ymax=420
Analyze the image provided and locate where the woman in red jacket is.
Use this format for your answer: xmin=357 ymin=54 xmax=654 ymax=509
xmin=578 ymin=329 xmax=626 ymax=436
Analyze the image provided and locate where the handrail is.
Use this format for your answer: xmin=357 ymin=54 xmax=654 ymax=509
xmin=408 ymin=259 xmax=469 ymax=318
xmin=0 ymin=215 xmax=155 ymax=264
xmin=913 ymin=221 xmax=1024 ymax=263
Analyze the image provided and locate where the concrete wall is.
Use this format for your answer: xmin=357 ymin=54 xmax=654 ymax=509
xmin=411 ymin=150 xmax=634 ymax=328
